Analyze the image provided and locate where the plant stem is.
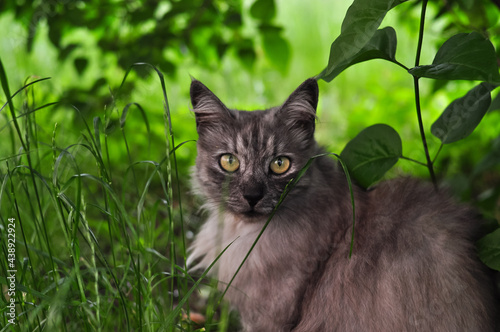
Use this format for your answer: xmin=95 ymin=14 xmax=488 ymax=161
xmin=415 ymin=0 xmax=428 ymax=68
xmin=413 ymin=0 xmax=437 ymax=189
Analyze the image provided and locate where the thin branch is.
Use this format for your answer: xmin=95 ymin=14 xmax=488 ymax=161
xmin=412 ymin=0 xmax=438 ymax=190
xmin=400 ymin=156 xmax=428 ymax=167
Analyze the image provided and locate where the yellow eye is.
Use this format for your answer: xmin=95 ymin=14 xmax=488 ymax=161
xmin=220 ymin=154 xmax=240 ymax=172
xmin=270 ymin=156 xmax=290 ymax=174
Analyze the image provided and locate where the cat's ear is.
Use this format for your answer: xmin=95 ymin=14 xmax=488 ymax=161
xmin=279 ymin=78 xmax=319 ymax=139
xmin=190 ymin=79 xmax=233 ymax=133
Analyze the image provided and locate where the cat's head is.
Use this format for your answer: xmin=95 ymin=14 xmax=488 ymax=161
xmin=191 ymin=78 xmax=319 ymax=221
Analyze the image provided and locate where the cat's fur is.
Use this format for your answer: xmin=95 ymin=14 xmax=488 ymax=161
xmin=188 ymin=78 xmax=499 ymax=331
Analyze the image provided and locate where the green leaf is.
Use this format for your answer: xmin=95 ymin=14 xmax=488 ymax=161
xmin=340 ymin=124 xmax=402 ymax=188
xmin=477 ymin=228 xmax=500 ymax=271
xmin=488 ymin=91 xmax=500 ymax=112
xmin=250 ymin=0 xmax=275 ymax=22
xmin=260 ymin=25 xmax=290 ymax=74
xmin=409 ymin=32 xmax=500 ymax=83
xmin=319 ymin=27 xmax=398 ymax=81
xmin=236 ymin=39 xmax=256 ymax=70
xmin=318 ymin=0 xmax=408 ymax=82
xmin=431 ymin=83 xmax=497 ymax=144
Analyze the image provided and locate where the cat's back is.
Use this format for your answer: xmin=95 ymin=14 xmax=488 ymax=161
xmin=294 ymin=177 xmax=498 ymax=332
xmin=363 ymin=177 xmax=482 ymax=247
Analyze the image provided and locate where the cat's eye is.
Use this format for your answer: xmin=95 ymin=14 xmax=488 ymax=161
xmin=220 ymin=154 xmax=240 ymax=172
xmin=270 ymin=156 xmax=290 ymax=174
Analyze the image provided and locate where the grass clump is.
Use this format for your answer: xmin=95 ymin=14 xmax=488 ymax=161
xmin=0 ymin=60 xmax=235 ymax=332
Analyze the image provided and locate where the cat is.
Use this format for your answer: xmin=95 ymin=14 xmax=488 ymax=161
xmin=187 ymin=78 xmax=499 ymax=331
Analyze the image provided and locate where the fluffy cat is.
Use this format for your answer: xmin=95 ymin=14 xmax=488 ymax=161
xmin=188 ymin=78 xmax=498 ymax=331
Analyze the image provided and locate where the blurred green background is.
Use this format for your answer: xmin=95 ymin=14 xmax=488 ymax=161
xmin=0 ymin=0 xmax=500 ymax=184
xmin=1 ymin=0 xmax=499 ymax=189
xmin=1 ymin=0 xmax=500 ymax=330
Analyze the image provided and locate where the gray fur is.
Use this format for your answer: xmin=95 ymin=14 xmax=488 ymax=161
xmin=188 ymin=78 xmax=499 ymax=331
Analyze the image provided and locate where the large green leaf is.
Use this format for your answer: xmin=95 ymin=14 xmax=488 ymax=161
xmin=318 ymin=27 xmax=398 ymax=81
xmin=477 ymin=228 xmax=500 ymax=271
xmin=318 ymin=0 xmax=408 ymax=82
xmin=340 ymin=124 xmax=402 ymax=188
xmin=488 ymin=92 xmax=500 ymax=112
xmin=431 ymin=83 xmax=497 ymax=144
xmin=409 ymin=32 xmax=500 ymax=83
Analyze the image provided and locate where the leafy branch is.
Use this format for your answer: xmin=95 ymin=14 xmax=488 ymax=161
xmin=317 ymin=0 xmax=500 ymax=271
xmin=317 ymin=0 xmax=500 ymax=189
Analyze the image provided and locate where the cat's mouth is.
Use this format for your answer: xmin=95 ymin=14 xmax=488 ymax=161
xmin=234 ymin=206 xmax=274 ymax=222
xmin=237 ymin=211 xmax=268 ymax=223
xmin=225 ymin=198 xmax=275 ymax=221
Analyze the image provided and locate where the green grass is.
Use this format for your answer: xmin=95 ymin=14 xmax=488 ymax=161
xmin=0 ymin=60 xmax=237 ymax=331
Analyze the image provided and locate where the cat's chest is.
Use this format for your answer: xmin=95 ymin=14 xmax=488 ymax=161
xmin=216 ymin=216 xmax=266 ymax=280
xmin=217 ymin=212 xmax=326 ymax=283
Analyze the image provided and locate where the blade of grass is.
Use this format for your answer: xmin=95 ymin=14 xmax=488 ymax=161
xmin=162 ymin=239 xmax=237 ymax=329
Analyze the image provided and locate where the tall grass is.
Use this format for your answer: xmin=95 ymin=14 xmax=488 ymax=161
xmin=0 ymin=60 xmax=235 ymax=331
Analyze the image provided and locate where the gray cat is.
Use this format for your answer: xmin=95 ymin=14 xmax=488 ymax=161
xmin=188 ymin=78 xmax=498 ymax=331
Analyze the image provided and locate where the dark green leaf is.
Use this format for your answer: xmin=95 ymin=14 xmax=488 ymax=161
xmin=340 ymin=124 xmax=402 ymax=188
xmin=58 ymin=43 xmax=79 ymax=61
xmin=319 ymin=27 xmax=398 ymax=81
xmin=90 ymin=77 xmax=107 ymax=94
xmin=47 ymin=19 xmax=62 ymax=48
xmin=74 ymin=57 xmax=88 ymax=75
xmin=409 ymin=32 xmax=500 ymax=83
xmin=431 ymin=83 xmax=497 ymax=144
xmin=250 ymin=0 xmax=275 ymax=22
xmin=477 ymin=228 xmax=500 ymax=271
xmin=457 ymin=0 xmax=474 ymax=10
xmin=318 ymin=0 xmax=408 ymax=82
xmin=488 ymin=91 xmax=500 ymax=112
xmin=236 ymin=39 xmax=256 ymax=70
xmin=224 ymin=10 xmax=242 ymax=28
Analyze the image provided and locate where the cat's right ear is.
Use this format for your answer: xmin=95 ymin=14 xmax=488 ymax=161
xmin=279 ymin=78 xmax=319 ymax=141
xmin=190 ymin=79 xmax=233 ymax=134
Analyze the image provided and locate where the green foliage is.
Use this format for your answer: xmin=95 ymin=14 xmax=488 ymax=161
xmin=0 ymin=61 xmax=239 ymax=330
xmin=0 ymin=0 xmax=292 ymax=121
xmin=318 ymin=27 xmax=398 ymax=81
xmin=409 ymin=32 xmax=500 ymax=82
xmin=473 ymin=135 xmax=500 ymax=177
xmin=259 ymin=25 xmax=290 ymax=74
xmin=318 ymin=0 xmax=500 ymax=271
xmin=250 ymin=0 xmax=276 ymax=21
xmin=319 ymin=0 xmax=407 ymax=82
xmin=431 ymin=82 xmax=496 ymax=144
xmin=0 ymin=0 xmax=251 ymax=75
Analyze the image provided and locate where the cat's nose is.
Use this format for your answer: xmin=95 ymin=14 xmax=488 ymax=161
xmin=243 ymin=185 xmax=264 ymax=208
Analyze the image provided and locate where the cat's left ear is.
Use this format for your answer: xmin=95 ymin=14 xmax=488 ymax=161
xmin=279 ymin=78 xmax=319 ymax=139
